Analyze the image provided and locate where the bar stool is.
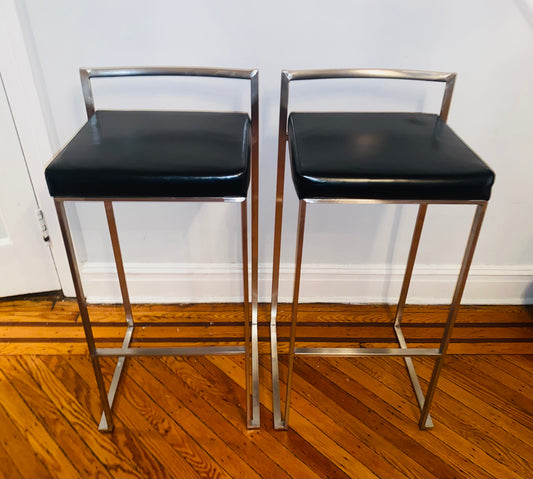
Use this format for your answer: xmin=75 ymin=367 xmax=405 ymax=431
xmin=270 ymin=69 xmax=495 ymax=430
xmin=45 ymin=67 xmax=260 ymax=431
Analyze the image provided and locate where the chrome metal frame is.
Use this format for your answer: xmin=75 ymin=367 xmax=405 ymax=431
xmin=54 ymin=67 xmax=260 ymax=431
xmin=270 ymin=68 xmax=486 ymax=430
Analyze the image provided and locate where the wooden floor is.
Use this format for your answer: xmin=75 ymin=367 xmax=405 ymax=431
xmin=0 ymin=297 xmax=532 ymax=478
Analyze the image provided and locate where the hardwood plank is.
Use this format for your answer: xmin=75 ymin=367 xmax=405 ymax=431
xmin=295 ymin=358 xmax=496 ymax=477
xmin=0 ymin=440 xmax=22 ymax=479
xmin=0 ymin=366 xmax=80 ymax=478
xmin=499 ymin=354 xmax=533 ymax=376
xmin=176 ymin=355 xmax=321 ymax=479
xmin=0 ymin=343 xmax=89 ymax=355
xmin=353 ymin=356 xmax=533 ymax=477
xmin=0 ymin=393 xmax=50 ymax=479
xmin=71 ymin=354 xmax=255 ymax=479
xmin=1 ymin=340 xmax=531 ymax=356
xmin=256 ymin=355 xmax=436 ymax=478
xmin=138 ymin=356 xmax=284 ymax=479
xmin=39 ymin=300 xmax=533 ymax=323
xmin=0 ymin=298 xmax=533 ymax=479
xmin=446 ymin=355 xmax=533 ymax=414
xmin=0 ymin=311 xmax=78 ymax=323
xmin=432 ymin=357 xmax=533 ymax=430
xmin=14 ymin=355 xmax=146 ymax=479
xmin=1 ymin=300 xmax=532 ymax=356
xmin=213 ymin=355 xmax=380 ymax=479
xmin=4 ymin=356 xmax=112 ymax=479
xmin=281 ymin=356 xmax=496 ymax=479
xmin=87 ymin=357 xmax=233 ymax=479
xmin=411 ymin=358 xmax=533 ymax=449
xmin=57 ymin=355 xmax=199 ymax=479
xmin=0 ymin=299 xmax=55 ymax=312
xmin=198 ymin=355 xmax=352 ymax=479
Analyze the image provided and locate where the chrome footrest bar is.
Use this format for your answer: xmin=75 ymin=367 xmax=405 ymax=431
xmin=95 ymin=345 xmax=246 ymax=357
xmin=294 ymin=347 xmax=441 ymax=357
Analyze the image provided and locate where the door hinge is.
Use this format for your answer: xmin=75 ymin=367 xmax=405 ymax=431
xmin=36 ymin=209 xmax=50 ymax=242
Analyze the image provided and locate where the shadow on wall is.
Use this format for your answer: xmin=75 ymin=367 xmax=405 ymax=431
xmin=523 ymin=282 xmax=533 ymax=313
xmin=514 ymin=0 xmax=533 ymax=28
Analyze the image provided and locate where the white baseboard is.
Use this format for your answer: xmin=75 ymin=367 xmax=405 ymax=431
xmin=79 ymin=262 xmax=533 ymax=304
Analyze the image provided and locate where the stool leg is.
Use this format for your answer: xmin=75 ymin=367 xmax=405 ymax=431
xmin=284 ymin=200 xmax=307 ymax=428
xmin=104 ymin=202 xmax=134 ymax=326
xmin=250 ymin=72 xmax=261 ymax=428
xmin=100 ymin=201 xmax=135 ymax=431
xmin=270 ymin=79 xmax=289 ymax=429
xmin=392 ymin=204 xmax=434 ymax=428
xmin=241 ymin=200 xmax=259 ymax=428
xmin=418 ymin=202 xmax=487 ymax=429
xmin=54 ymin=199 xmax=114 ymax=432
xmin=394 ymin=204 xmax=427 ymax=328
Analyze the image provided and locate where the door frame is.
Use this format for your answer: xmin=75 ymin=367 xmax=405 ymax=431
xmin=0 ymin=0 xmax=74 ymax=296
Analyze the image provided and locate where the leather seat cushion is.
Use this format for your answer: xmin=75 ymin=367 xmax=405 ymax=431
xmin=45 ymin=110 xmax=251 ymax=198
xmin=288 ymin=112 xmax=495 ymax=200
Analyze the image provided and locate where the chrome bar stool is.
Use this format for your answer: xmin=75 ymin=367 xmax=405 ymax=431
xmin=46 ymin=67 xmax=260 ymax=431
xmin=270 ymin=69 xmax=495 ymax=430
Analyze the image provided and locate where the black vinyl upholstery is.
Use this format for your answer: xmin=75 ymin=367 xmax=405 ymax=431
xmin=288 ymin=112 xmax=495 ymax=200
xmin=45 ymin=110 xmax=251 ymax=198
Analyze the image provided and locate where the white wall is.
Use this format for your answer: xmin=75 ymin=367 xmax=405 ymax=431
xmin=18 ymin=0 xmax=533 ymax=303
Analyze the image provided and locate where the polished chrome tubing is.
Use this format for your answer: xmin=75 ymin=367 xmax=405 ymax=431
xmin=240 ymin=200 xmax=253 ymax=428
xmin=80 ymin=65 xmax=258 ymax=118
xmin=394 ymin=204 xmax=428 ymax=330
xmin=283 ymin=200 xmax=307 ymax=429
xmin=54 ymin=199 xmax=114 ymax=432
xmin=98 ymin=325 xmax=134 ymax=431
xmin=295 ymin=348 xmax=440 ymax=357
xmin=249 ymin=71 xmax=260 ymax=428
xmin=104 ymin=202 xmax=134 ymax=326
xmin=270 ymin=71 xmax=290 ymax=429
xmin=95 ymin=346 xmax=246 ymax=356
xmin=392 ymin=204 xmax=433 ymax=427
xmin=284 ymin=68 xmax=455 ymax=82
xmin=99 ymin=201 xmax=135 ymax=431
xmin=418 ymin=202 xmax=487 ymax=429
xmin=282 ymin=68 xmax=456 ymax=123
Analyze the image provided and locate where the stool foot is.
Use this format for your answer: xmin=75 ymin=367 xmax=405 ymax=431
xmin=271 ymin=323 xmax=286 ymax=430
xmin=97 ymin=324 xmax=134 ymax=431
xmin=248 ymin=313 xmax=260 ymax=429
xmin=97 ymin=354 xmax=126 ymax=432
xmin=403 ymin=356 xmax=434 ymax=429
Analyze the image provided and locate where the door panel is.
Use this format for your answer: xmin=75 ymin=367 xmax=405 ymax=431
xmin=0 ymin=75 xmax=59 ymax=297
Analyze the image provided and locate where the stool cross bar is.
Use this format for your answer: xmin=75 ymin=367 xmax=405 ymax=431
xmin=50 ymin=66 xmax=260 ymax=431
xmin=270 ymin=68 xmax=492 ymax=430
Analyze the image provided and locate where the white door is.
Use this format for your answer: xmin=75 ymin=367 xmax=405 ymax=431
xmin=0 ymin=75 xmax=60 ymax=297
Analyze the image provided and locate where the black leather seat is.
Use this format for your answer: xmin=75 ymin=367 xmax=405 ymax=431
xmin=46 ymin=110 xmax=251 ymax=198
xmin=288 ymin=112 xmax=494 ymax=201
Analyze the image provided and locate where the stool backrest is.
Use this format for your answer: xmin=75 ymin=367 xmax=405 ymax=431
xmin=79 ymin=66 xmax=258 ymax=120
xmin=278 ymin=69 xmax=456 ymax=141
